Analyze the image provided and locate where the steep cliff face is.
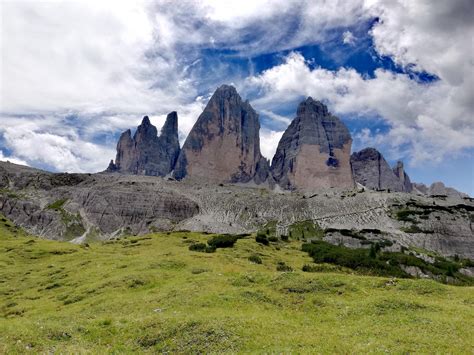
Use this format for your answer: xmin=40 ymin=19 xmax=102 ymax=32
xmin=393 ymin=161 xmax=413 ymax=192
xmin=351 ymin=148 xmax=405 ymax=191
xmin=271 ymin=98 xmax=353 ymax=190
xmin=108 ymin=113 xmax=180 ymax=177
xmin=173 ymin=85 xmax=270 ymax=184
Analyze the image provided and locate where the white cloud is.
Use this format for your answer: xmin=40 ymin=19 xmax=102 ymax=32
xmin=260 ymin=129 xmax=284 ymax=161
xmin=342 ymin=31 xmax=356 ymax=45
xmin=248 ymin=52 xmax=474 ymax=164
xmin=367 ymin=0 xmax=473 ymax=86
xmin=0 ymin=0 xmax=171 ymax=114
xmin=150 ymin=0 xmax=369 ymax=56
xmin=0 ymin=150 xmax=28 ymax=166
xmin=0 ymin=115 xmax=115 ymax=173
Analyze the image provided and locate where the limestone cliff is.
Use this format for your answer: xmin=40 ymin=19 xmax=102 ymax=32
xmin=107 ymin=112 xmax=180 ymax=177
xmin=173 ymin=85 xmax=270 ymax=184
xmin=393 ymin=161 xmax=413 ymax=192
xmin=351 ymin=148 xmax=405 ymax=191
xmin=271 ymin=98 xmax=354 ymax=190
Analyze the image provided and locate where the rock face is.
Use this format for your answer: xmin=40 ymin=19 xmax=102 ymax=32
xmin=1 ymin=161 xmax=473 ymax=260
xmin=271 ymin=98 xmax=354 ymax=190
xmin=413 ymin=182 xmax=468 ymax=199
xmin=351 ymin=148 xmax=405 ymax=191
xmin=108 ymin=113 xmax=180 ymax=177
xmin=173 ymin=85 xmax=270 ymax=184
xmin=393 ymin=161 xmax=413 ymax=192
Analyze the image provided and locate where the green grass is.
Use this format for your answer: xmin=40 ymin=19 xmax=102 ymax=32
xmin=303 ymin=240 xmax=472 ymax=284
xmin=288 ymin=220 xmax=324 ymax=240
xmin=45 ymin=199 xmax=85 ymax=240
xmin=1 ymin=216 xmax=473 ymax=353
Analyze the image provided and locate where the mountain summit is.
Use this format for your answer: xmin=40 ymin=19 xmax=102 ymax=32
xmin=107 ymin=112 xmax=180 ymax=176
xmin=271 ymin=98 xmax=353 ymax=190
xmin=173 ymin=85 xmax=270 ymax=184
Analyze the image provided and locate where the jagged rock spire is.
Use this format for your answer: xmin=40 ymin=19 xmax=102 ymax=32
xmin=107 ymin=113 xmax=180 ymax=177
xmin=173 ymin=85 xmax=271 ymax=184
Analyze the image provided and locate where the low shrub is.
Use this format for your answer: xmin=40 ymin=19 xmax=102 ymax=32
xmin=401 ymin=225 xmax=427 ymax=234
xmin=248 ymin=254 xmax=262 ymax=264
xmin=280 ymin=235 xmax=289 ymax=242
xmin=189 ymin=243 xmax=207 ymax=252
xmin=276 ymin=261 xmax=292 ymax=272
xmin=208 ymin=234 xmax=239 ymax=248
xmin=302 ymin=241 xmax=413 ymax=277
xmin=302 ymin=264 xmax=321 ymax=272
xmin=302 ymin=240 xmax=472 ymax=283
xmin=256 ymin=234 xmax=269 ymax=245
xmin=288 ymin=220 xmax=324 ymax=240
xmin=268 ymin=236 xmax=278 ymax=243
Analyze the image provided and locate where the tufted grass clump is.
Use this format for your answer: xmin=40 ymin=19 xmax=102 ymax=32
xmin=248 ymin=254 xmax=263 ymax=264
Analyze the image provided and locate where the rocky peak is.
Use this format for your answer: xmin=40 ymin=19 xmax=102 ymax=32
xmin=413 ymin=181 xmax=469 ymax=199
xmin=297 ymin=97 xmax=329 ymax=117
xmin=107 ymin=113 xmax=180 ymax=177
xmin=392 ymin=160 xmax=412 ymax=192
xmin=173 ymin=85 xmax=270 ymax=184
xmin=161 ymin=111 xmax=178 ymax=137
xmin=134 ymin=116 xmax=158 ymax=144
xmin=350 ymin=148 xmax=405 ymax=191
xmin=271 ymin=98 xmax=353 ymax=190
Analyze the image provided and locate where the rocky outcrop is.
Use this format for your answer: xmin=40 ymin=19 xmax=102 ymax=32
xmin=413 ymin=182 xmax=468 ymax=199
xmin=173 ymin=85 xmax=270 ymax=184
xmin=1 ymin=161 xmax=473 ymax=260
xmin=393 ymin=161 xmax=412 ymax=192
xmin=351 ymin=148 xmax=405 ymax=191
xmin=271 ymin=98 xmax=353 ymax=190
xmin=107 ymin=113 xmax=180 ymax=177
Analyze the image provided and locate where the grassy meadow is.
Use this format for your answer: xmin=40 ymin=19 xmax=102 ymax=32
xmin=1 ymin=215 xmax=473 ymax=353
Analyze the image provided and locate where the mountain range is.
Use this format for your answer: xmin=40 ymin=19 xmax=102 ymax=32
xmin=106 ymin=85 xmax=466 ymax=198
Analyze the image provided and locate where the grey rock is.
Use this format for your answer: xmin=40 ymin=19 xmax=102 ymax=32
xmin=393 ymin=161 xmax=413 ymax=192
xmin=0 ymin=161 xmax=472 ymax=261
xmin=0 ymin=162 xmax=198 ymax=239
xmin=271 ymin=97 xmax=354 ymax=190
xmin=351 ymin=148 xmax=405 ymax=191
xmin=173 ymin=85 xmax=270 ymax=184
xmin=108 ymin=112 xmax=180 ymax=177
xmin=413 ymin=181 xmax=469 ymax=199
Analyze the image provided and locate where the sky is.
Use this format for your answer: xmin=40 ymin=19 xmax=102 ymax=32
xmin=0 ymin=0 xmax=473 ymax=195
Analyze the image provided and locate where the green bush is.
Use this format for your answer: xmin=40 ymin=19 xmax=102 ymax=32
xmin=401 ymin=225 xmax=424 ymax=233
xmin=207 ymin=234 xmax=239 ymax=248
xmin=256 ymin=221 xmax=277 ymax=238
xmin=288 ymin=220 xmax=324 ymax=240
xmin=325 ymin=228 xmax=367 ymax=240
xmin=302 ymin=241 xmax=407 ymax=277
xmin=301 ymin=241 xmax=472 ymax=283
xmin=302 ymin=264 xmax=320 ymax=272
xmin=280 ymin=235 xmax=289 ymax=242
xmin=189 ymin=243 xmax=207 ymax=252
xmin=395 ymin=209 xmax=419 ymax=222
xmin=189 ymin=234 xmax=244 ymax=253
xmin=46 ymin=198 xmax=68 ymax=211
xmin=256 ymin=234 xmax=269 ymax=245
xmin=248 ymin=254 xmax=262 ymax=264
xmin=276 ymin=262 xmax=292 ymax=272
xmin=268 ymin=236 xmax=278 ymax=243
